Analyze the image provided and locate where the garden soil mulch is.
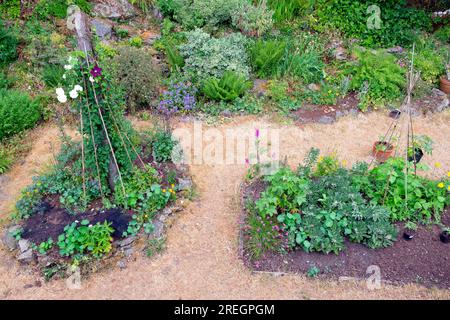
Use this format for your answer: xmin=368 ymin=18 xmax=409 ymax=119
xmin=1 ymin=112 xmax=450 ymax=299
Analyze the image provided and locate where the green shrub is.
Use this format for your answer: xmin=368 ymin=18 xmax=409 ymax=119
xmin=109 ymin=47 xmax=161 ymax=113
xmin=179 ymin=29 xmax=250 ymax=82
xmin=249 ymin=39 xmax=286 ymax=78
xmin=42 ymin=64 xmax=65 ymax=88
xmin=151 ymin=130 xmax=176 ymax=162
xmin=345 ymin=49 xmax=405 ymax=111
xmin=250 ymin=149 xmax=399 ymax=255
xmin=414 ymin=41 xmax=446 ymax=84
xmin=57 ymin=220 xmax=114 ymax=257
xmin=283 ymin=50 xmax=324 ymax=84
xmin=161 ymin=0 xmax=243 ymax=29
xmin=278 ymin=34 xmax=325 ymax=83
xmin=0 ymin=89 xmax=41 ymax=140
xmin=0 ymin=0 xmax=20 ymax=19
xmin=202 ymin=71 xmax=252 ymax=101
xmin=268 ymin=0 xmax=311 ymax=23
xmin=315 ymin=153 xmax=339 ymax=177
xmin=352 ymin=158 xmax=449 ymax=222
xmin=0 ymin=20 xmax=18 ymax=67
xmin=34 ymin=0 xmax=92 ymax=20
xmin=315 ymin=0 xmax=432 ymax=48
xmin=231 ymin=0 xmax=274 ymax=37
xmin=434 ymin=25 xmax=450 ymax=43
xmin=0 ymin=147 xmax=13 ymax=174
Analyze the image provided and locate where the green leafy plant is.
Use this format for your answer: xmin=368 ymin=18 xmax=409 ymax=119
xmin=34 ymin=0 xmax=92 ymax=20
xmin=42 ymin=64 xmax=65 ymax=88
xmin=109 ymin=46 xmax=161 ymax=113
xmin=129 ymin=36 xmax=143 ymax=48
xmin=202 ymin=71 xmax=252 ymax=102
xmin=408 ymin=135 xmax=433 ymax=158
xmin=345 ymin=49 xmax=405 ymax=111
xmin=37 ymin=238 xmax=54 ymax=254
xmin=268 ymin=0 xmax=312 ymax=23
xmin=315 ymin=153 xmax=340 ymax=177
xmin=179 ymin=29 xmax=250 ymax=83
xmin=57 ymin=220 xmax=114 ymax=258
xmin=0 ymin=89 xmax=41 ymax=140
xmin=353 ymin=157 xmax=449 ymax=222
xmin=151 ymin=130 xmax=176 ymax=162
xmin=244 ymin=201 xmax=288 ymax=260
xmin=307 ymin=266 xmax=320 ymax=277
xmin=315 ymin=0 xmax=432 ymax=48
xmin=434 ymin=25 xmax=450 ymax=43
xmin=231 ymin=0 xmax=274 ymax=37
xmin=249 ymin=39 xmax=286 ymax=78
xmin=147 ymin=237 xmax=166 ymax=257
xmin=160 ymin=0 xmax=244 ymax=29
xmin=0 ymin=20 xmax=18 ymax=67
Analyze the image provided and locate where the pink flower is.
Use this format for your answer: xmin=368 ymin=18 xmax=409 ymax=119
xmin=255 ymin=129 xmax=260 ymax=138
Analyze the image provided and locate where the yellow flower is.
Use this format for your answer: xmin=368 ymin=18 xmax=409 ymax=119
xmin=435 ymin=162 xmax=442 ymax=168
xmin=447 ymin=185 xmax=450 ymax=191
xmin=169 ymin=189 xmax=174 ymax=193
xmin=447 ymin=172 xmax=450 ymax=178
xmin=437 ymin=182 xmax=445 ymax=189
xmin=171 ymin=184 xmax=175 ymax=188
xmin=341 ymin=160 xmax=348 ymax=166
xmin=162 ymin=189 xmax=166 ymax=193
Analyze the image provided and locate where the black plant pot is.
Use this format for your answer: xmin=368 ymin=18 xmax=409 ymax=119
xmin=389 ymin=109 xmax=401 ymax=119
xmin=403 ymin=231 xmax=414 ymax=241
xmin=408 ymin=148 xmax=424 ymax=164
xmin=440 ymin=231 xmax=450 ymax=244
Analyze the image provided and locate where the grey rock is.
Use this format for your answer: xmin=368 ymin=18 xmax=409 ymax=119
xmin=149 ymin=220 xmax=164 ymax=239
xmin=175 ymin=164 xmax=188 ymax=173
xmin=18 ymin=239 xmax=31 ymax=253
xmin=118 ymin=236 xmax=136 ymax=247
xmin=91 ymin=18 xmax=113 ymax=40
xmin=317 ymin=115 xmax=335 ymax=124
xmin=123 ymin=247 xmax=134 ymax=257
xmin=152 ymin=8 xmax=163 ymax=20
xmin=334 ymin=47 xmax=347 ymax=61
xmin=177 ymin=178 xmax=193 ymax=191
xmin=162 ymin=207 xmax=172 ymax=216
xmin=387 ymin=46 xmax=404 ymax=54
xmin=117 ymin=260 xmax=127 ymax=269
xmin=93 ymin=0 xmax=136 ymax=19
xmin=2 ymin=225 xmax=21 ymax=250
xmin=17 ymin=249 xmax=33 ymax=263
xmin=220 ymin=109 xmax=233 ymax=117
xmin=307 ymin=83 xmax=320 ymax=91
xmin=335 ymin=110 xmax=348 ymax=118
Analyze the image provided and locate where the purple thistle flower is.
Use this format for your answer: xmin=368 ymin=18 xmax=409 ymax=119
xmin=255 ymin=129 xmax=260 ymax=138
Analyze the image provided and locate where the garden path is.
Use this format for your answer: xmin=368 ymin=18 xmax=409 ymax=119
xmin=1 ymin=112 xmax=450 ymax=299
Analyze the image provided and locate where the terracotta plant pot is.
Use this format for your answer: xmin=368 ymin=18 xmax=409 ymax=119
xmin=440 ymin=76 xmax=450 ymax=94
xmin=372 ymin=141 xmax=394 ymax=163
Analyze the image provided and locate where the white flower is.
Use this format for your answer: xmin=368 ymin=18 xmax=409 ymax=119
xmin=57 ymin=94 xmax=67 ymax=103
xmin=64 ymin=64 xmax=72 ymax=71
xmin=62 ymin=74 xmax=67 ymax=80
xmin=55 ymin=88 xmax=65 ymax=96
xmin=69 ymin=89 xmax=78 ymax=99
xmin=88 ymin=224 xmax=93 ymax=228
xmin=89 ymin=76 xmax=95 ymax=83
xmin=74 ymin=84 xmax=83 ymax=92
xmin=68 ymin=56 xmax=76 ymax=64
xmin=75 ymin=220 xmax=79 ymax=224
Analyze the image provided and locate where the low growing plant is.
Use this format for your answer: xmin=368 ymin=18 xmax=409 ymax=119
xmin=202 ymin=71 xmax=252 ymax=102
